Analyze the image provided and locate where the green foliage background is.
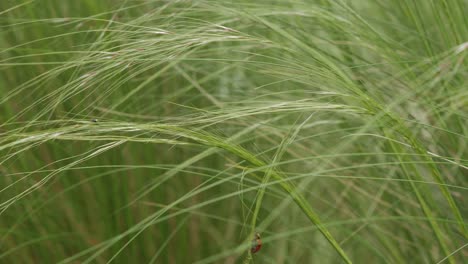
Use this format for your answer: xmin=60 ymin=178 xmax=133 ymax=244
xmin=0 ymin=0 xmax=467 ymax=263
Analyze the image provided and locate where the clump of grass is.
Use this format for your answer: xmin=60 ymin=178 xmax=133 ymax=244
xmin=1 ymin=0 xmax=467 ymax=263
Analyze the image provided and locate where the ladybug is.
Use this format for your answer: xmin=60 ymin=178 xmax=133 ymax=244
xmin=251 ymin=232 xmax=262 ymax=253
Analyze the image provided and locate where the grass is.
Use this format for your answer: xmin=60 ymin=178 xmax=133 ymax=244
xmin=0 ymin=0 xmax=467 ymax=263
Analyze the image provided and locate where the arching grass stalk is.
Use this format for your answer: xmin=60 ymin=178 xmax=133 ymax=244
xmin=3 ymin=121 xmax=353 ymax=263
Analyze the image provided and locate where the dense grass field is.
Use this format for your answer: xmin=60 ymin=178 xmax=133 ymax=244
xmin=1 ymin=0 xmax=467 ymax=263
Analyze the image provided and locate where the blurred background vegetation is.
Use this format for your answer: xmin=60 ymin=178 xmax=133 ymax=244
xmin=0 ymin=0 xmax=467 ymax=263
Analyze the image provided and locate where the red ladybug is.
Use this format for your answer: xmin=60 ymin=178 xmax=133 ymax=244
xmin=251 ymin=233 xmax=262 ymax=253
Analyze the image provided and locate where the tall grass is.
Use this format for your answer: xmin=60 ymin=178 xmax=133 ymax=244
xmin=1 ymin=0 xmax=467 ymax=263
